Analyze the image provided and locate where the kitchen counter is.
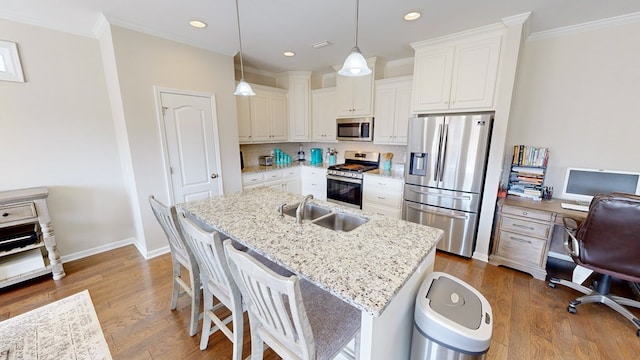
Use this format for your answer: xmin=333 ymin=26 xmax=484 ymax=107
xmin=178 ymin=187 xmax=443 ymax=359
xmin=241 ymin=161 xmax=327 ymax=175
xmin=366 ymin=168 xmax=405 ymax=180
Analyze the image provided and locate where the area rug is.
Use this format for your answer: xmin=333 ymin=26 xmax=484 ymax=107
xmin=0 ymin=289 xmax=112 ymax=360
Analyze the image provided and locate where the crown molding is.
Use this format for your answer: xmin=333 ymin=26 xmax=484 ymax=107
xmin=0 ymin=9 xmax=94 ymax=38
xmin=104 ymin=15 xmax=237 ymax=56
xmin=528 ymin=11 xmax=640 ymax=42
xmin=92 ymin=13 xmax=110 ymax=38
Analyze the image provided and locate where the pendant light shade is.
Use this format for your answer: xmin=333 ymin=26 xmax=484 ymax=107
xmin=234 ymin=79 xmax=255 ymax=96
xmin=339 ymin=0 xmax=371 ymax=77
xmin=233 ymin=0 xmax=254 ymax=96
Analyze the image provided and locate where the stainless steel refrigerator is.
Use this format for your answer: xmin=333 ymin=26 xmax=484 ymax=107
xmin=403 ymin=113 xmax=494 ymax=257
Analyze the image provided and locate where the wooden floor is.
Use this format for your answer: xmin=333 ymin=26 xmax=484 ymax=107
xmin=1 ymin=245 xmax=640 ymax=359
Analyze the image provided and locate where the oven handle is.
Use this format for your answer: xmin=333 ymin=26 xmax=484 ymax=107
xmin=327 ymin=174 xmax=362 ymax=184
xmin=408 ymin=188 xmax=472 ymax=201
xmin=406 ymin=203 xmax=468 ymax=220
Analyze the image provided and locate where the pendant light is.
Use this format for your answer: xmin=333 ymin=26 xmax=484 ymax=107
xmin=233 ymin=0 xmax=255 ymax=96
xmin=338 ymin=0 xmax=371 ymax=77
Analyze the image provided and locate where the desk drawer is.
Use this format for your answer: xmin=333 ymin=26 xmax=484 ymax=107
xmin=502 ymin=204 xmax=552 ymax=222
xmin=496 ymin=230 xmax=546 ymax=265
xmin=500 ymin=215 xmax=551 ymax=238
xmin=0 ymin=203 xmax=37 ymax=225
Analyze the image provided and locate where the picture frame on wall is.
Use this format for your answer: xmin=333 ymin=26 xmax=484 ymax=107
xmin=0 ymin=40 xmax=25 ymax=82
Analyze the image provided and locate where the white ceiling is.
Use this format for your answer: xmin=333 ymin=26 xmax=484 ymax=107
xmin=2 ymin=0 xmax=640 ymax=75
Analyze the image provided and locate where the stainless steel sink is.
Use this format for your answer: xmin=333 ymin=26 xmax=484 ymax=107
xmin=312 ymin=212 xmax=368 ymax=232
xmin=283 ymin=202 xmax=332 ymax=220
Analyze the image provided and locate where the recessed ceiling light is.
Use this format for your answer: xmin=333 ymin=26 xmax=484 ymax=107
xmin=189 ymin=20 xmax=207 ymax=28
xmin=283 ymin=51 xmax=296 ymax=57
xmin=404 ymin=12 xmax=421 ymax=21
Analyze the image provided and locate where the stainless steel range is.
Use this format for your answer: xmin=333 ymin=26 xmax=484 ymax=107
xmin=327 ymin=150 xmax=380 ymax=209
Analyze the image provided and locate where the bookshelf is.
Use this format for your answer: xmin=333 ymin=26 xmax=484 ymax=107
xmin=507 ymin=145 xmax=549 ymax=200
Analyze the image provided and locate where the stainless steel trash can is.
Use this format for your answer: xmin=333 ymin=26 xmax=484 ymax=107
xmin=410 ymin=272 xmax=492 ymax=360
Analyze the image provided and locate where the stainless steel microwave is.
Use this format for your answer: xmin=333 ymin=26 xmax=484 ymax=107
xmin=336 ymin=117 xmax=373 ymax=141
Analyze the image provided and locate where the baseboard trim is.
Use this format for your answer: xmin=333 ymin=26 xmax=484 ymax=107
xmin=60 ymin=238 xmax=135 ymax=263
xmin=144 ymin=245 xmax=170 ymax=260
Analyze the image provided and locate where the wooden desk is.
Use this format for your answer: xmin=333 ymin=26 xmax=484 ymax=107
xmin=489 ymin=197 xmax=587 ymax=280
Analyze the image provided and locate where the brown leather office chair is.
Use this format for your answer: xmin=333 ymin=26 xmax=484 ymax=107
xmin=549 ymin=192 xmax=640 ymax=336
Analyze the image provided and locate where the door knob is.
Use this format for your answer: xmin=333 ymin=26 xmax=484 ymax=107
xmin=211 ymin=173 xmax=219 ymax=179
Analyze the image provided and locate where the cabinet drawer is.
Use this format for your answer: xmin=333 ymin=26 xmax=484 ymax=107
xmin=501 ymin=205 xmax=552 ymax=222
xmin=0 ymin=203 xmax=37 ymax=224
xmin=363 ymin=190 xmax=403 ymax=208
xmin=500 ymin=215 xmax=551 ymax=238
xmin=242 ymin=173 xmax=264 ymax=185
xmin=263 ymin=170 xmax=283 ymax=182
xmin=496 ymin=230 xmax=546 ymax=265
xmin=282 ymin=168 xmax=299 ymax=178
xmin=364 ymin=176 xmax=404 ymax=192
xmin=363 ymin=203 xmax=401 ymax=219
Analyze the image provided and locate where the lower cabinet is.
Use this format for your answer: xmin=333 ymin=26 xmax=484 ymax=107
xmin=300 ymin=166 xmax=327 ymax=200
xmin=489 ymin=200 xmax=555 ymax=280
xmin=242 ymin=168 xmax=300 ymax=194
xmin=362 ymin=175 xmax=404 ymax=219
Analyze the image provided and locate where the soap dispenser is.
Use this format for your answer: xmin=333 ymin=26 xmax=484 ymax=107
xmin=297 ymin=145 xmax=305 ymax=161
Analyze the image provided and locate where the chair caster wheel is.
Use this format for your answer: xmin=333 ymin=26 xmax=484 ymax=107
xmin=568 ymin=306 xmax=577 ymax=314
xmin=548 ymin=282 xmax=556 ymax=288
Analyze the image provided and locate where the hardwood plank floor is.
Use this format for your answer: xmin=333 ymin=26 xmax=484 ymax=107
xmin=1 ymin=245 xmax=639 ymax=359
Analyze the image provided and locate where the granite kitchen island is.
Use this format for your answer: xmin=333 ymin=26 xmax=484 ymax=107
xmin=179 ymin=187 xmax=443 ymax=359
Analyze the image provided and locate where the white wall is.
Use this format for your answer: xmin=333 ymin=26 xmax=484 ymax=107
xmin=508 ymin=20 xmax=640 ymax=190
xmin=0 ymin=19 xmax=136 ymax=259
xmin=107 ymin=26 xmax=242 ymax=256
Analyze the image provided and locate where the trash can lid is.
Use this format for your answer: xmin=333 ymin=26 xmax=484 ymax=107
xmin=414 ymin=272 xmax=492 ymax=353
xmin=427 ymin=275 xmax=482 ymax=329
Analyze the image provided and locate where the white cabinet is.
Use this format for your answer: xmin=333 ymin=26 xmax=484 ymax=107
xmin=374 ymin=76 xmax=412 ymax=145
xmin=237 ymin=84 xmax=288 ymax=143
xmin=286 ymin=72 xmax=312 ymax=142
xmin=363 ymin=175 xmax=404 ymax=219
xmin=0 ymin=187 xmax=65 ymax=288
xmin=243 ymin=168 xmax=300 ymax=194
xmin=300 ymin=166 xmax=327 ymax=200
xmin=335 ymin=58 xmax=376 ymax=118
xmin=311 ymin=88 xmax=337 ymax=142
xmin=411 ymin=34 xmax=502 ymax=113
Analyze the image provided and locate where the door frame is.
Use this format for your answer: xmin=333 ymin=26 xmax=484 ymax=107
xmin=153 ymin=86 xmax=224 ymax=204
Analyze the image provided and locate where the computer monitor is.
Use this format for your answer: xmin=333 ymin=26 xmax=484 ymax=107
xmin=560 ymin=167 xmax=640 ymax=204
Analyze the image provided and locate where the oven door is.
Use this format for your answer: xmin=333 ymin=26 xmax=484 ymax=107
xmin=326 ymin=175 xmax=363 ymax=209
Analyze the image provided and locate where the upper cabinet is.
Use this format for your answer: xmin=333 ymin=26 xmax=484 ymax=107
xmin=335 ymin=58 xmax=376 ymax=118
xmin=311 ymin=88 xmax=337 ymax=142
xmin=237 ymin=84 xmax=288 ymax=143
xmin=285 ymin=72 xmax=312 ymax=142
xmin=374 ymin=76 xmax=413 ymax=145
xmin=411 ymin=33 xmax=502 ymax=113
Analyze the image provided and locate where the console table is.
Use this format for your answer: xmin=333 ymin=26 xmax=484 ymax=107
xmin=489 ymin=197 xmax=588 ymax=280
xmin=0 ymin=187 xmax=65 ymax=288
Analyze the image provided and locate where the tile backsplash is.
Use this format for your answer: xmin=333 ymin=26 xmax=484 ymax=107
xmin=240 ymin=141 xmax=407 ymax=168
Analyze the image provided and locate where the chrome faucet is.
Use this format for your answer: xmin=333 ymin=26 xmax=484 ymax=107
xmin=278 ymin=202 xmax=287 ymax=218
xmin=296 ymin=194 xmax=314 ymax=225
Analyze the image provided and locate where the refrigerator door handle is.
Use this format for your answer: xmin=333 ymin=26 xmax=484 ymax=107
xmin=408 ymin=188 xmax=472 ymax=201
xmin=406 ymin=203 xmax=469 ymax=220
xmin=434 ymin=123 xmax=444 ymax=182
xmin=438 ymin=123 xmax=449 ymax=182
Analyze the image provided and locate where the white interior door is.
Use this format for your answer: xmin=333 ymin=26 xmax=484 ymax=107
xmin=160 ymin=91 xmax=223 ymax=204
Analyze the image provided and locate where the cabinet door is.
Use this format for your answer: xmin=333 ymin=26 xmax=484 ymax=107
xmin=393 ymin=85 xmax=412 ymax=144
xmin=269 ymin=93 xmax=288 ymax=141
xmin=449 ymin=36 xmax=502 ymax=110
xmin=237 ymin=96 xmax=252 ymax=143
xmin=282 ymin=177 xmax=300 ymax=194
xmin=412 ymin=46 xmax=454 ymax=113
xmin=312 ymin=89 xmax=337 ymax=142
xmin=335 ymin=75 xmax=355 ymax=117
xmin=288 ymin=76 xmax=311 ymax=141
xmin=250 ymin=94 xmax=271 ymax=142
xmin=351 ymin=74 xmax=374 ymax=116
xmin=373 ymin=85 xmax=396 ymax=144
